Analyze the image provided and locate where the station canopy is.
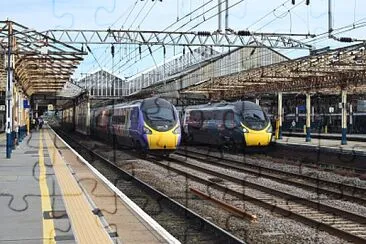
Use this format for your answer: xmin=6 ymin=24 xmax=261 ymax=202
xmin=183 ymin=42 xmax=366 ymax=99
xmin=0 ymin=20 xmax=86 ymax=97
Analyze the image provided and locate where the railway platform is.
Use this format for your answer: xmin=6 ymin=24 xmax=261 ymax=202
xmin=276 ymin=135 xmax=366 ymax=155
xmin=273 ymin=135 xmax=366 ymax=172
xmin=282 ymin=131 xmax=366 ymax=142
xmin=0 ymin=128 xmax=179 ymax=244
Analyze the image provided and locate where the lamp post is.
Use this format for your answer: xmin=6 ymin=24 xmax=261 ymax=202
xmin=5 ymin=21 xmax=14 ymax=158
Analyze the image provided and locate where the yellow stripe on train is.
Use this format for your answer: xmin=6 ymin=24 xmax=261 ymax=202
xmin=243 ymin=124 xmax=272 ymax=147
xmin=145 ymin=124 xmax=180 ymax=150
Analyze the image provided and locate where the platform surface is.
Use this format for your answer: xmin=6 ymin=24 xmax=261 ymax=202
xmin=276 ymin=135 xmax=366 ymax=155
xmin=282 ymin=131 xmax=366 ymax=140
xmin=0 ymin=129 xmax=177 ymax=244
xmin=0 ymin=130 xmax=82 ymax=243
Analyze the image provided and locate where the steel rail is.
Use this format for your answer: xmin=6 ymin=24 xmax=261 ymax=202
xmin=54 ymin=129 xmax=245 ymax=244
xmin=150 ymin=155 xmax=366 ymax=243
xmin=174 ymin=149 xmax=366 ymax=205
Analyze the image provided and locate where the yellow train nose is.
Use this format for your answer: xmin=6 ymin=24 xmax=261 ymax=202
xmin=147 ymin=131 xmax=180 ymax=149
xmin=244 ymin=131 xmax=272 ymax=146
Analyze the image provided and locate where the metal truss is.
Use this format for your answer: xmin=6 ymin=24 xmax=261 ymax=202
xmin=184 ymin=42 xmax=366 ymax=98
xmin=43 ymin=29 xmax=313 ymax=49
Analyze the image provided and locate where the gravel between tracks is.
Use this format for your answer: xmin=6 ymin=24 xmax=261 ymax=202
xmin=171 ymin=154 xmax=366 ymax=218
xmin=184 ymin=146 xmax=366 ymax=188
xmin=65 ymin=135 xmax=356 ymax=243
xmin=112 ymin=155 xmax=346 ymax=244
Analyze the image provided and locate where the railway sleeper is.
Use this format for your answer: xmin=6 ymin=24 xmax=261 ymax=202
xmin=322 ymin=219 xmax=355 ymax=224
xmin=331 ymin=224 xmax=366 ymax=229
xmin=348 ymin=229 xmax=366 ymax=233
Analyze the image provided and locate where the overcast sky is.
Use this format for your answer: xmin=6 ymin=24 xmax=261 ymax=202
xmin=2 ymin=0 xmax=365 ymax=79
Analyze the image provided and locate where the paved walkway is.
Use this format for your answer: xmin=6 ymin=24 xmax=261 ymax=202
xmin=0 ymin=130 xmax=112 ymax=243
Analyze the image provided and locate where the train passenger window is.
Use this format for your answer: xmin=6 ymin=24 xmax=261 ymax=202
xmin=189 ymin=110 xmax=203 ymax=128
xmin=224 ymin=110 xmax=235 ymax=129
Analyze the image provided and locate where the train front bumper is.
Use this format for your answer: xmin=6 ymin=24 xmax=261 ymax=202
xmin=244 ymin=131 xmax=272 ymax=146
xmin=146 ymin=131 xmax=181 ymax=150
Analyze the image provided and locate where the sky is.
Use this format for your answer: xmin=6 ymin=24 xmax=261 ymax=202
xmin=1 ymin=0 xmax=366 ymax=80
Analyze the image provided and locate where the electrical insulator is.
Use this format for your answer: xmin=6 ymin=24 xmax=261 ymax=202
xmin=111 ymin=44 xmax=115 ymax=57
xmin=339 ymin=37 xmax=353 ymax=42
xmin=306 ymin=0 xmax=310 ymax=5
xmin=292 ymin=0 xmax=295 ymax=4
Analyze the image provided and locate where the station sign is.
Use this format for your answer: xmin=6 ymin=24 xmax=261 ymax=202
xmin=23 ymin=100 xmax=30 ymax=109
xmin=297 ymin=105 xmax=305 ymax=112
xmin=0 ymin=105 xmax=5 ymax=111
xmin=48 ymin=104 xmax=54 ymax=111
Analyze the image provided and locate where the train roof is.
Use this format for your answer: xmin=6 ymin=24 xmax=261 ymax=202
xmin=91 ymin=97 xmax=172 ymax=112
xmin=183 ymin=101 xmax=262 ymax=111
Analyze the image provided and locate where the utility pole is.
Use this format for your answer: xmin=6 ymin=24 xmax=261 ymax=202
xmin=218 ymin=0 xmax=222 ymax=32
xmin=328 ymin=0 xmax=333 ymax=37
xmin=225 ymin=0 xmax=229 ymax=31
xmin=5 ymin=21 xmax=13 ymax=158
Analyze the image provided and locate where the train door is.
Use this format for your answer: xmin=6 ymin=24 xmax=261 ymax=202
xmin=188 ymin=110 xmax=204 ymax=143
xmin=129 ymin=107 xmax=141 ymax=144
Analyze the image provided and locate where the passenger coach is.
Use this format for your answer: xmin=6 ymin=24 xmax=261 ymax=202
xmin=91 ymin=97 xmax=181 ymax=153
xmin=182 ymin=101 xmax=272 ymax=148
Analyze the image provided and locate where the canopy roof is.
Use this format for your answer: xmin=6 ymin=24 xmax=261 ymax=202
xmin=0 ymin=20 xmax=86 ymax=96
xmin=183 ymin=42 xmax=366 ymax=99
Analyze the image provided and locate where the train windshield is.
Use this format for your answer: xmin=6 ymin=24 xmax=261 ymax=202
xmin=141 ymin=98 xmax=176 ymax=131
xmin=242 ymin=109 xmax=268 ymax=130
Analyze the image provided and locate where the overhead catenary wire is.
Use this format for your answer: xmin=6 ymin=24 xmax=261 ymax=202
xmin=111 ymin=0 xmax=218 ymax=73
xmin=84 ymin=0 xmax=141 ymax=75
xmin=117 ymin=0 xmax=247 ymax=75
xmin=93 ymin=0 xmax=217 ymax=75
xmin=116 ymin=0 xmax=244 ymax=73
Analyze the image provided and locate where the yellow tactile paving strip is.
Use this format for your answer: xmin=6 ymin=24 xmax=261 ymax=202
xmin=49 ymin=129 xmax=170 ymax=244
xmin=39 ymin=130 xmax=56 ymax=244
xmin=51 ymin=131 xmax=168 ymax=244
xmin=43 ymin=130 xmax=112 ymax=244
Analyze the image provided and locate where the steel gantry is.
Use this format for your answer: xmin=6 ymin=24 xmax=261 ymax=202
xmin=43 ymin=29 xmax=314 ymax=49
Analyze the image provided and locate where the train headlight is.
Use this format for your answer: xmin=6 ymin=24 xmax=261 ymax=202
xmin=173 ymin=126 xmax=181 ymax=134
xmin=266 ymin=125 xmax=273 ymax=133
xmin=143 ymin=126 xmax=152 ymax=134
xmin=242 ymin=127 xmax=248 ymax=133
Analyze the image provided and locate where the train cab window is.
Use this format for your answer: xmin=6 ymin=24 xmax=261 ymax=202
xmin=141 ymin=98 xmax=177 ymax=131
xmin=242 ymin=109 xmax=268 ymax=130
xmin=141 ymin=99 xmax=175 ymax=122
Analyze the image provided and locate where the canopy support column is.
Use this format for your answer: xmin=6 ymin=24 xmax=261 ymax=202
xmin=341 ymin=90 xmax=347 ymax=145
xmin=306 ymin=93 xmax=311 ymax=142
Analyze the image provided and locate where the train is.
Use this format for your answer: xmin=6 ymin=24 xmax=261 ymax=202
xmin=64 ymin=97 xmax=181 ymax=154
xmin=179 ymin=101 xmax=273 ymax=149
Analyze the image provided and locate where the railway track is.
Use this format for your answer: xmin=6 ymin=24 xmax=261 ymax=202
xmin=174 ymin=148 xmax=366 ymax=205
xmin=151 ymin=152 xmax=366 ymax=243
xmin=53 ymin=128 xmax=244 ymax=244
